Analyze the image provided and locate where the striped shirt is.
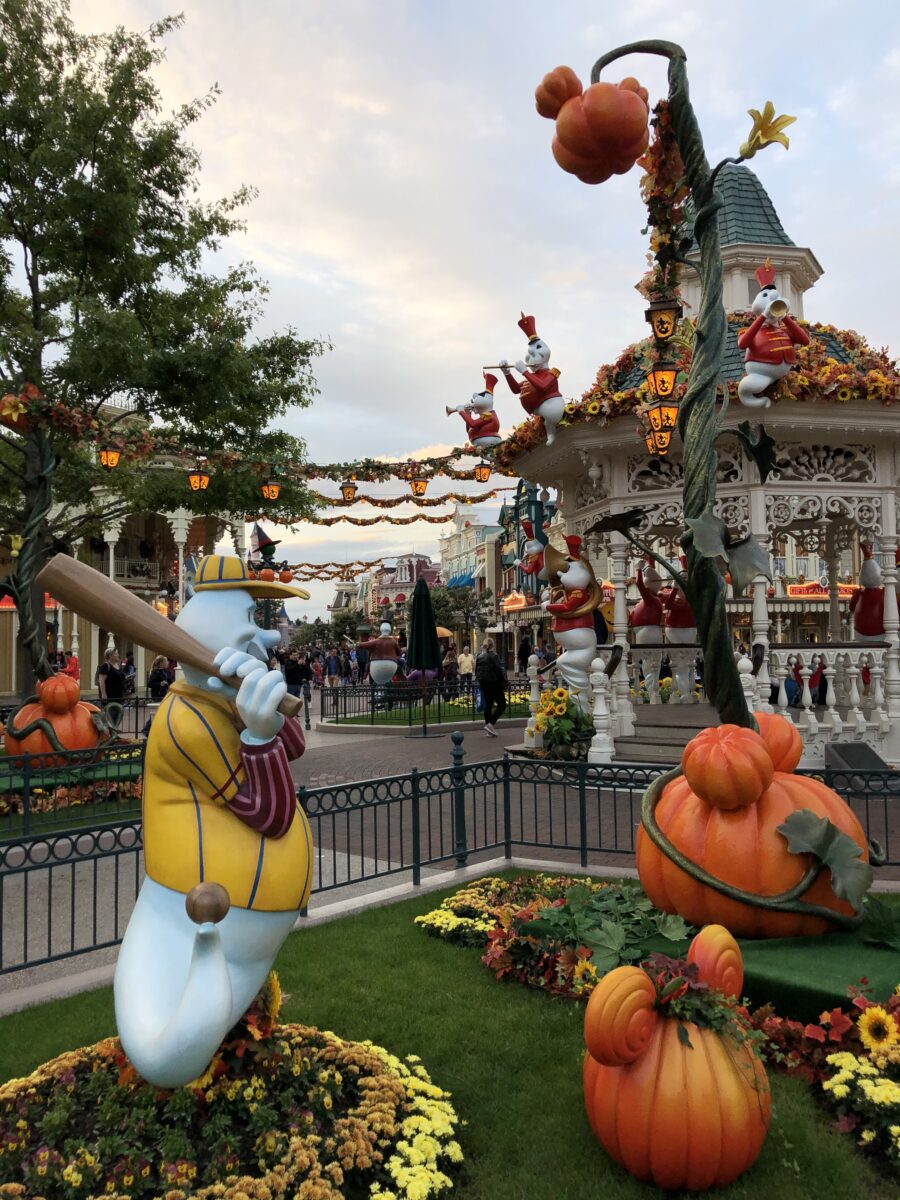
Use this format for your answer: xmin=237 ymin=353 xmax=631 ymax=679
xmin=143 ymin=681 xmax=313 ymax=912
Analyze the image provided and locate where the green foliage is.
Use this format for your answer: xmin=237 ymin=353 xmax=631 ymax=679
xmin=330 ymin=607 xmax=361 ymax=645
xmin=860 ymin=894 xmax=900 ymax=953
xmin=777 ymin=809 xmax=874 ymax=913
xmin=518 ymin=879 xmax=692 ymax=975
xmin=0 ymin=0 xmax=327 ymax=679
xmin=408 ymin=585 xmax=493 ymax=637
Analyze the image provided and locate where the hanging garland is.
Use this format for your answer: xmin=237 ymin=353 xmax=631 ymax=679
xmin=308 ymin=487 xmax=509 ymax=508
xmin=306 ymin=513 xmax=457 ymax=527
xmin=285 ymin=559 xmax=388 ymax=571
xmin=289 ymin=450 xmax=516 ymax=482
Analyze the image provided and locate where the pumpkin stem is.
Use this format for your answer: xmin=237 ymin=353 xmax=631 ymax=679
xmin=641 ymin=768 xmax=864 ymax=928
xmin=6 ymin=702 xmax=67 ymax=752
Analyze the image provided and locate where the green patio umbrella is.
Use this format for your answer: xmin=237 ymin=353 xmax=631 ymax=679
xmin=405 ymin=576 xmax=444 ymax=738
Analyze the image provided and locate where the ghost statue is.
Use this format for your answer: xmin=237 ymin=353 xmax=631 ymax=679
xmin=446 ymin=373 xmax=502 ymax=449
xmin=114 ymin=554 xmax=313 ymax=1089
xmin=499 ymin=313 xmax=566 ymax=445
xmin=850 ymin=543 xmax=885 ymax=642
xmin=543 ymin=535 xmax=604 ymax=708
xmin=358 ymin=620 xmax=402 ymax=685
xmin=737 ymin=259 xmax=810 ymax=408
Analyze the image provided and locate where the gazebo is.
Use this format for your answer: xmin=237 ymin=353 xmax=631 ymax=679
xmin=495 ymin=165 xmax=900 ymax=765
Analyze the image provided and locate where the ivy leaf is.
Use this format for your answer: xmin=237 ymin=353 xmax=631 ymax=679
xmin=655 ymin=913 xmax=692 ymax=942
xmin=776 ymin=809 xmax=873 ymax=913
xmin=735 ymin=421 xmax=777 ymax=483
xmin=859 ymin=894 xmax=900 ymax=952
xmin=685 ymin=509 xmax=728 ymax=559
xmin=727 ymin=535 xmax=772 ymax=596
xmin=585 ymin=508 xmax=646 ymax=536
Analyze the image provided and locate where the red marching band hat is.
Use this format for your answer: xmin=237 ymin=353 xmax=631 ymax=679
xmin=563 ymin=534 xmax=583 ymax=560
xmin=518 ymin=312 xmax=540 ymax=342
xmin=482 ymin=372 xmax=498 ymax=394
xmin=521 ymin=519 xmax=535 ymax=540
xmin=755 ymin=258 xmax=777 ymax=289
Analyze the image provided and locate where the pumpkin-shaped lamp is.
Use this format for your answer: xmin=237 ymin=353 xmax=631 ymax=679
xmin=582 ymin=929 xmax=770 ymax=1191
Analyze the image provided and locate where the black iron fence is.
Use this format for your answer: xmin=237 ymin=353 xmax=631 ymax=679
xmin=0 ymin=743 xmax=145 ymax=839
xmin=0 ymin=738 xmax=896 ymax=975
xmin=320 ymin=679 xmax=532 ymax=726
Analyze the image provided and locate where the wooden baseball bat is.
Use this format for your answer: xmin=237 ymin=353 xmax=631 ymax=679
xmin=36 ymin=554 xmax=303 ymax=718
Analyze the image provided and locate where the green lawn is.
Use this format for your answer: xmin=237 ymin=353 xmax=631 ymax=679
xmin=0 ymin=879 xmax=893 ymax=1199
xmin=328 ymin=694 xmax=531 ymax=726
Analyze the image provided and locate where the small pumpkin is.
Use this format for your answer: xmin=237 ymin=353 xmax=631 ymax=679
xmin=258 ymin=567 xmax=276 ymax=582
xmin=753 ymin=710 xmax=802 ymax=772
xmin=583 ymin=965 xmax=657 ymax=1066
xmin=36 ymin=673 xmax=81 ymax=714
xmin=637 ymin=767 xmax=869 ymax=937
xmin=279 ymin=570 xmax=295 ymax=584
xmin=5 ymin=678 xmax=103 ymax=767
xmin=583 ymin=933 xmax=770 ymax=1191
xmin=548 ymin=77 xmax=650 ymax=185
xmin=682 ymin=724 xmax=774 ymax=810
xmin=685 ymin=924 xmax=743 ymax=998
xmin=534 ymin=64 xmax=582 ymax=119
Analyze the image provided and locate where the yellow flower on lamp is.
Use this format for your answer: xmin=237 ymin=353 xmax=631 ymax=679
xmin=739 ymin=101 xmax=797 ymax=159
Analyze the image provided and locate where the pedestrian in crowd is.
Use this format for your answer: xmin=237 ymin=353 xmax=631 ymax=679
xmin=517 ymin=634 xmax=532 ymax=676
xmin=325 ymin=647 xmax=340 ymax=687
xmin=442 ymin=644 xmax=459 ymax=682
xmin=98 ymin=648 xmax=127 ymax=705
xmin=339 ymin=649 xmax=352 ymax=686
xmin=268 ymin=652 xmax=282 ymax=674
xmin=457 ymin=644 xmax=474 ymax=684
xmin=63 ymin=649 xmax=79 ymax=682
xmin=123 ymin=651 xmax=137 ymax=697
xmin=349 ymin=647 xmax=359 ymax=684
xmin=475 ymin=637 xmax=507 ymax=738
xmin=312 ymin=657 xmax=324 ymax=689
xmin=284 ymin=650 xmax=313 ymax=701
xmin=147 ymin=654 xmax=171 ymax=702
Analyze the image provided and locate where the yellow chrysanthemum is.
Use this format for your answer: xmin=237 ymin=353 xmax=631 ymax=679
xmin=857 ymin=1006 xmax=900 ymax=1054
xmin=552 ymin=687 xmax=568 ymax=701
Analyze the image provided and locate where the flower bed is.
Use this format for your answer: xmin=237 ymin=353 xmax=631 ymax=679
xmin=0 ymin=977 xmax=462 ymax=1200
xmin=749 ymin=985 xmax=900 ymax=1173
xmin=415 ymin=873 xmax=692 ymax=998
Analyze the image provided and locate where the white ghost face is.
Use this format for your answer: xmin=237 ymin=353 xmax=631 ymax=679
xmin=524 ymin=338 xmax=550 ymax=368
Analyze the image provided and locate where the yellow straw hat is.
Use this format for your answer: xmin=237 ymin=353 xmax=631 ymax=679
xmin=192 ymin=554 xmax=311 ymax=600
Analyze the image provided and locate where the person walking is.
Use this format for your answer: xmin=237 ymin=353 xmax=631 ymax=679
xmin=148 ymin=655 xmax=172 ymax=702
xmin=325 ymin=647 xmax=340 ymax=687
xmin=517 ymin=635 xmax=532 ymax=676
xmin=475 ymin=637 xmax=507 ymax=737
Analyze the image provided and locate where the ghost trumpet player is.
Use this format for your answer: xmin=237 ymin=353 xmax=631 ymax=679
xmin=738 ymin=258 xmax=810 ymax=409
xmin=446 ymin=373 xmax=502 ymax=449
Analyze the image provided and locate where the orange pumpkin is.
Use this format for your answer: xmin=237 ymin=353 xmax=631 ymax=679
xmin=258 ymin=567 xmax=276 ymax=583
xmin=36 ymin=673 xmax=81 ymax=714
xmin=5 ymin=678 xmax=103 ymax=767
xmin=279 ymin=570 xmax=294 ymax=584
xmin=685 ymin=924 xmax=743 ymax=998
xmin=583 ymin=934 xmax=770 ymax=1191
xmin=583 ymin=966 xmax=658 ymax=1066
xmin=682 ymin=724 xmax=774 ymax=810
xmin=549 ymin=77 xmax=650 ymax=185
xmin=534 ymin=64 xmax=583 ymax=119
xmin=637 ymin=769 xmax=869 ymax=937
xmin=753 ymin=710 xmax=802 ymax=772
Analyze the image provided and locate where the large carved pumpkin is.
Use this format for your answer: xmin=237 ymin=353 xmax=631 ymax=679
xmin=5 ymin=676 xmax=104 ymax=767
xmin=637 ymin=725 xmax=869 ymax=936
xmin=583 ymin=928 xmax=770 ymax=1191
xmin=537 ymin=69 xmax=650 ymax=185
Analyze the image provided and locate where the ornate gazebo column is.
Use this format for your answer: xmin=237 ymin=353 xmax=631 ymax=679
xmin=609 ymin=532 xmax=635 ymax=736
xmin=879 ymin=531 xmax=900 ymax=755
xmin=748 ymin=485 xmax=772 ymax=711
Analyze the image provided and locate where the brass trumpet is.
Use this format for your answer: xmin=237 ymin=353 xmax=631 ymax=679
xmin=445 ymin=401 xmax=476 ymax=415
xmin=765 ymin=298 xmax=789 ymax=320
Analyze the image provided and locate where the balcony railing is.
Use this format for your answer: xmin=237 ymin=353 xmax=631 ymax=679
xmin=89 ymin=558 xmax=160 ymax=587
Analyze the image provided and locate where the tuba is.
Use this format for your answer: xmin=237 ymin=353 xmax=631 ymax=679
xmin=543 ymin=542 xmax=603 ymax=619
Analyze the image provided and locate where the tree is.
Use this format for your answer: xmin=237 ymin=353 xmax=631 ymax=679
xmin=407 ymin=585 xmax=493 ymax=641
xmin=330 ymin=607 xmax=360 ymax=645
xmin=0 ymin=1 xmax=326 ymax=689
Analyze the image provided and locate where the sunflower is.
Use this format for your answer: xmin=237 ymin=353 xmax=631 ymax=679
xmin=564 ymin=402 xmax=577 ymax=415
xmin=586 ymin=400 xmax=601 ymax=415
xmin=836 ymin=385 xmax=853 ymax=403
xmin=540 ymin=692 xmax=554 ymax=710
xmin=857 ymin=1005 xmax=900 ymax=1054
xmin=552 ymin=687 xmax=568 ymax=702
xmin=553 ymin=703 xmax=567 ymax=717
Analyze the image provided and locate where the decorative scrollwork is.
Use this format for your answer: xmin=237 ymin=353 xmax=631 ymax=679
xmin=770 ymin=443 xmax=875 ymax=484
xmin=714 ymin=494 xmax=750 ymax=537
xmin=628 ymin=455 xmax=683 ymax=492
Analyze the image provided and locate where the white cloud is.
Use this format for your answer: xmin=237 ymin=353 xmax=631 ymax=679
xmin=67 ymin=0 xmax=900 ymax=618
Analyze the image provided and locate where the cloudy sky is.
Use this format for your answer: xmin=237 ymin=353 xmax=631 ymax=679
xmin=74 ymin=0 xmax=900 ymax=619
